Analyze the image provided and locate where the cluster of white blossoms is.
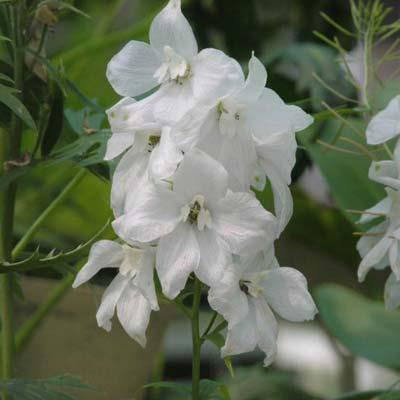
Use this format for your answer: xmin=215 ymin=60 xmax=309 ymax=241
xmin=358 ymin=95 xmax=400 ymax=310
xmin=72 ymin=0 xmax=317 ymax=365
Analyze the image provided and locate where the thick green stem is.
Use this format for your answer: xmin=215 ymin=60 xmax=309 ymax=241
xmin=0 ymin=2 xmax=24 ymax=395
xmin=12 ymin=169 xmax=86 ymax=260
xmin=191 ymin=278 xmax=202 ymax=400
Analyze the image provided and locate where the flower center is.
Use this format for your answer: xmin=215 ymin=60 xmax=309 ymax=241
xmin=119 ymin=246 xmax=144 ymax=279
xmin=239 ymin=274 xmax=266 ymax=298
xmin=154 ymin=46 xmax=191 ymax=85
xmin=147 ymin=135 xmax=160 ymax=152
xmin=217 ymin=101 xmax=244 ymax=138
xmin=181 ymin=195 xmax=212 ymax=231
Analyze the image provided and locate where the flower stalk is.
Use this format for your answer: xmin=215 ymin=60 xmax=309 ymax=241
xmin=191 ymin=277 xmax=202 ymax=400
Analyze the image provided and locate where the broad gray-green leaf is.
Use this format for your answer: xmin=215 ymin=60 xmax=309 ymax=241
xmin=298 ymin=119 xmax=385 ymax=224
xmin=316 ymin=284 xmax=400 ymax=368
xmin=0 ymin=83 xmax=37 ymax=131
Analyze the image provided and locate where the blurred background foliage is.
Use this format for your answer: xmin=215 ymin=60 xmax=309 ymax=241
xmin=2 ymin=0 xmax=400 ymax=399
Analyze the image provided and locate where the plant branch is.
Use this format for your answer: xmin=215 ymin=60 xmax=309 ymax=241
xmin=11 ymin=168 xmax=86 ymax=261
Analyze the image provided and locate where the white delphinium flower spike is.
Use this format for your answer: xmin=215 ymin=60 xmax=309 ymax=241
xmin=106 ymin=0 xmax=243 ymax=123
xmin=357 ymin=188 xmax=400 ymax=283
xmin=173 ymin=54 xmax=313 ymax=233
xmin=366 ymin=95 xmax=400 ymax=145
xmin=106 ymin=98 xmax=182 ymax=217
xmin=113 ymin=149 xmax=277 ymax=299
xmin=208 ymin=248 xmax=317 ymax=366
xmin=72 ymin=240 xmax=158 ymax=347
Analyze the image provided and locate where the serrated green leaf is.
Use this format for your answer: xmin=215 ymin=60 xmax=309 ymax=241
xmin=0 ymin=83 xmax=37 ymax=131
xmin=316 ymin=284 xmax=400 ymax=368
xmin=0 ymin=374 xmax=94 ymax=400
xmin=0 ymin=72 xmax=13 ymax=83
xmin=0 ymin=219 xmax=110 ymax=273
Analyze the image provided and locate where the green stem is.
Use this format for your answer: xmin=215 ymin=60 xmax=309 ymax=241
xmin=95 ymin=0 xmax=126 ymax=36
xmin=12 ymin=169 xmax=86 ymax=261
xmin=191 ymin=278 xmax=202 ymax=400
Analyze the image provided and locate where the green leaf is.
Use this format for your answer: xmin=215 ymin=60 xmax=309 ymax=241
xmin=298 ymin=119 xmax=385 ymax=224
xmin=0 ymin=374 xmax=95 ymax=400
xmin=143 ymin=381 xmax=191 ymax=395
xmin=0 ymin=35 xmax=11 ymax=42
xmin=200 ymin=380 xmax=230 ymax=400
xmin=0 ymin=219 xmax=110 ymax=273
xmin=203 ymin=332 xmax=225 ymax=348
xmin=316 ymin=284 xmax=400 ymax=368
xmin=0 ymin=72 xmax=13 ymax=83
xmin=41 ymin=83 xmax=64 ymax=156
xmin=333 ymin=389 xmax=400 ymax=400
xmin=0 ymin=83 xmax=37 ymax=131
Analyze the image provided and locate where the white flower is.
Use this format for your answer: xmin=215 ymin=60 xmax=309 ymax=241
xmin=208 ymin=248 xmax=317 ymax=366
xmin=72 ymin=240 xmax=158 ymax=347
xmin=357 ymin=188 xmax=400 ymax=282
xmin=366 ymin=95 xmax=400 ymax=145
xmin=173 ymin=55 xmax=312 ymax=232
xmin=368 ymin=139 xmax=400 ymax=190
xmin=105 ymin=97 xmax=183 ymax=217
xmin=106 ymin=0 xmax=243 ymax=123
xmin=384 ymin=273 xmax=400 ymax=310
xmin=112 ymin=149 xmax=277 ymax=299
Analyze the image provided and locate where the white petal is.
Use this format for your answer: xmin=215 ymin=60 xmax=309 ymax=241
xmin=222 ymin=303 xmax=258 ymax=358
xmin=96 ymin=273 xmax=130 ymax=331
xmin=151 ymin=81 xmax=198 ymax=124
xmin=116 ymin=283 xmax=152 ymax=347
xmin=214 ymin=191 xmax=277 ymax=255
xmin=366 ymin=95 xmax=400 ymax=145
xmin=148 ymin=126 xmax=183 ymax=181
xmin=389 ymin=240 xmax=400 ymax=280
xmin=106 ymin=41 xmax=160 ymax=97
xmin=384 ymin=273 xmax=400 ymax=310
xmin=217 ymin=134 xmax=258 ymax=192
xmin=239 ymin=54 xmax=267 ymax=104
xmin=72 ymin=241 xmax=123 ymax=288
xmin=358 ymin=236 xmax=392 ymax=281
xmin=156 ymin=223 xmax=200 ymax=299
xmin=251 ymin=297 xmax=278 ymax=367
xmin=255 ymin=131 xmax=297 ymax=185
xmin=174 ymin=149 xmax=228 ymax=205
xmin=111 ymin=150 xmax=149 ymax=218
xmin=191 ymin=49 xmax=244 ymax=104
xmin=195 ymin=229 xmax=231 ymax=287
xmin=249 ymin=89 xmax=313 ymax=139
xmin=127 ymin=247 xmax=159 ymax=311
xmin=208 ymin=264 xmax=248 ymax=327
xmin=262 ymin=267 xmax=317 ymax=322
xmin=358 ymin=196 xmax=392 ymax=224
xmin=368 ymin=160 xmax=400 ymax=190
xmin=112 ymin=186 xmax=181 ymax=243
xmin=149 ymin=0 xmax=198 ymax=60
xmin=104 ymin=133 xmax=135 ymax=161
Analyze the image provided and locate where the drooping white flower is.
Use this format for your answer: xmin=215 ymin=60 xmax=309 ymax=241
xmin=366 ymin=95 xmax=400 ymax=145
xmin=72 ymin=240 xmax=158 ymax=347
xmin=106 ymin=0 xmax=243 ymax=123
xmin=357 ymin=188 xmax=400 ymax=282
xmin=208 ymin=248 xmax=317 ymax=366
xmin=106 ymin=97 xmax=183 ymax=217
xmin=173 ymin=55 xmax=313 ymax=232
xmin=112 ymin=149 xmax=277 ymax=299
